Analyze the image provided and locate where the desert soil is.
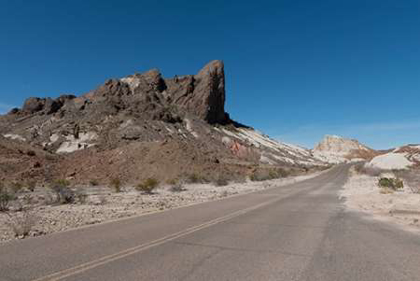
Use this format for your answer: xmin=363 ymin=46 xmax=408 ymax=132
xmin=340 ymin=167 xmax=420 ymax=232
xmin=0 ymin=171 xmax=325 ymax=244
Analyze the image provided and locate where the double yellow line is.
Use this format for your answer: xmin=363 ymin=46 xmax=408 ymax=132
xmin=34 ymin=196 xmax=282 ymax=281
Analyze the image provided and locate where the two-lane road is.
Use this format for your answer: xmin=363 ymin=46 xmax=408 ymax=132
xmin=1 ymin=165 xmax=420 ymax=280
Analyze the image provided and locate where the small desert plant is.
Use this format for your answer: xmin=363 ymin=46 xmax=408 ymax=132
xmin=166 ymin=178 xmax=178 ymax=185
xmin=97 ymin=194 xmax=107 ymax=205
xmin=22 ymin=194 xmax=34 ymax=205
xmin=136 ymin=178 xmax=159 ymax=194
xmin=0 ymin=185 xmax=15 ymax=212
xmin=110 ymin=178 xmax=122 ymax=193
xmin=49 ymin=179 xmax=75 ymax=204
xmin=221 ymin=190 xmax=229 ymax=197
xmin=187 ymin=173 xmax=209 ymax=184
xmin=75 ymin=188 xmax=88 ymax=204
xmin=214 ymin=176 xmax=229 ymax=187
xmin=43 ymin=192 xmax=55 ymax=205
xmin=6 ymin=208 xmax=37 ymax=238
xmin=89 ymin=179 xmax=99 ymax=186
xmin=378 ymin=177 xmax=404 ymax=191
xmin=268 ymin=168 xmax=289 ymax=180
xmin=268 ymin=170 xmax=279 ymax=179
xmin=250 ymin=170 xmax=271 ymax=182
xmin=10 ymin=181 xmax=24 ymax=194
xmin=169 ymin=179 xmax=186 ymax=192
xmin=26 ymin=180 xmax=36 ymax=192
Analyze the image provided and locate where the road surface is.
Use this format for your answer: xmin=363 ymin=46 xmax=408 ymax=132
xmin=1 ymin=164 xmax=420 ymax=280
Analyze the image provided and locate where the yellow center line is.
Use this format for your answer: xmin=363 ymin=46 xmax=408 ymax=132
xmin=33 ymin=196 xmax=284 ymax=281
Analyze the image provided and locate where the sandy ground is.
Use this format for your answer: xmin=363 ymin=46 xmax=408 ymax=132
xmin=340 ymin=167 xmax=420 ymax=232
xmin=0 ymin=171 xmax=324 ymax=244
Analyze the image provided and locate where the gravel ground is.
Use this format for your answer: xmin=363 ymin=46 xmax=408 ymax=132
xmin=0 ymin=172 xmax=323 ymax=244
xmin=340 ymin=167 xmax=420 ymax=232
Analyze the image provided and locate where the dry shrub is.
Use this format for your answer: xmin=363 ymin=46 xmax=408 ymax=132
xmin=136 ymin=178 xmax=159 ymax=194
xmin=214 ymin=176 xmax=229 ymax=187
xmin=89 ymin=179 xmax=99 ymax=186
xmin=0 ymin=184 xmax=15 ymax=212
xmin=168 ymin=179 xmax=186 ymax=192
xmin=10 ymin=182 xmax=24 ymax=194
xmin=250 ymin=168 xmax=290 ymax=182
xmin=110 ymin=178 xmax=122 ymax=193
xmin=75 ymin=188 xmax=88 ymax=204
xmin=26 ymin=180 xmax=36 ymax=192
xmin=187 ymin=173 xmax=209 ymax=184
xmin=49 ymin=179 xmax=75 ymax=204
xmin=6 ymin=208 xmax=37 ymax=238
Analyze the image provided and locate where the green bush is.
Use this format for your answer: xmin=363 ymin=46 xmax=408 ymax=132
xmin=136 ymin=178 xmax=159 ymax=194
xmin=378 ymin=177 xmax=404 ymax=191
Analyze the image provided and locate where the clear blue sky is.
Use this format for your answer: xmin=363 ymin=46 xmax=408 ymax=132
xmin=1 ymin=0 xmax=419 ymax=149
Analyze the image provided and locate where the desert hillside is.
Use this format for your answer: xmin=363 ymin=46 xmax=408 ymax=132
xmin=0 ymin=61 xmax=326 ymax=185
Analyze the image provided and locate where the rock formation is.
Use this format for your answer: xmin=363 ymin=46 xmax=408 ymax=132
xmin=0 ymin=60 xmax=325 ymax=184
xmin=313 ymin=135 xmax=377 ymax=163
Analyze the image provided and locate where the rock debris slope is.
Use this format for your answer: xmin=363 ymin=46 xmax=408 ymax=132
xmin=0 ymin=60 xmax=325 ymax=184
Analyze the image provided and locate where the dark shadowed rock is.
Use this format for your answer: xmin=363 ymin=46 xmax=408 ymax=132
xmin=22 ymin=95 xmax=76 ymax=115
xmin=44 ymin=98 xmax=61 ymax=114
xmin=23 ymin=97 xmax=46 ymax=114
xmin=194 ymin=60 xmax=227 ymax=124
xmin=165 ymin=60 xmax=227 ymax=124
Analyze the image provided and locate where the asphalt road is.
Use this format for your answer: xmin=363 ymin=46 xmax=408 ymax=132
xmin=1 ymin=165 xmax=420 ymax=281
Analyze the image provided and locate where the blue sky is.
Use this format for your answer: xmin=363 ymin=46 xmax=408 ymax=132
xmin=1 ymin=0 xmax=419 ymax=149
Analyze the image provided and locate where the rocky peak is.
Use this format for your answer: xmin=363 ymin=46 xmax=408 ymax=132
xmin=89 ymin=60 xmax=228 ymax=124
xmin=314 ymin=135 xmax=371 ymax=154
xmin=313 ymin=135 xmax=376 ymax=163
xmin=192 ymin=60 xmax=226 ymax=124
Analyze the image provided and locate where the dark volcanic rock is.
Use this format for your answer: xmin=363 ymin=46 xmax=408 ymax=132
xmin=194 ymin=60 xmax=226 ymax=124
xmin=23 ymin=97 xmax=46 ymax=114
xmin=22 ymin=95 xmax=77 ymax=115
xmin=165 ymin=60 xmax=227 ymax=124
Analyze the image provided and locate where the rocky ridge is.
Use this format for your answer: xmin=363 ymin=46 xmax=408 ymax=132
xmin=0 ymin=60 xmax=326 ymax=184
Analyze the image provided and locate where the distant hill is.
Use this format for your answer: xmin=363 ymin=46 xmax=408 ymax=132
xmin=312 ymin=135 xmax=378 ymax=163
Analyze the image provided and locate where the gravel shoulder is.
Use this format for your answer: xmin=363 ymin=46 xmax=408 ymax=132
xmin=339 ymin=167 xmax=420 ymax=232
xmin=0 ymin=171 xmax=325 ymax=244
